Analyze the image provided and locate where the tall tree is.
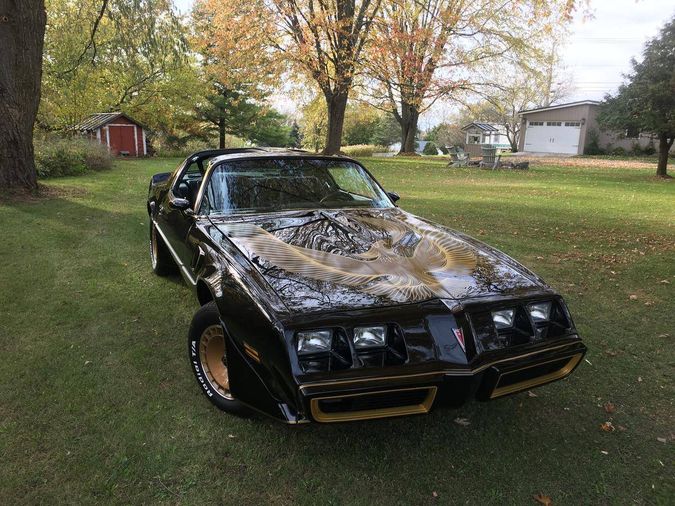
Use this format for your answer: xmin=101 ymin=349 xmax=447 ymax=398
xmin=365 ymin=0 xmax=575 ymax=154
xmin=270 ymin=0 xmax=382 ymax=154
xmin=300 ymin=95 xmax=328 ymax=152
xmin=0 ymin=1 xmax=46 ymax=190
xmin=598 ymin=17 xmax=675 ymax=178
xmin=196 ymin=86 xmax=291 ymax=147
xmin=192 ymin=0 xmax=281 ymax=147
xmin=41 ymin=0 xmax=193 ymax=135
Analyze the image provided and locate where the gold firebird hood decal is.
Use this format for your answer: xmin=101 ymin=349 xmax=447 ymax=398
xmin=223 ymin=216 xmax=478 ymax=302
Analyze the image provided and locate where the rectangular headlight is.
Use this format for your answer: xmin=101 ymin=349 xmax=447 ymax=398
xmin=297 ymin=330 xmax=332 ymax=354
xmin=528 ymin=302 xmax=552 ymax=322
xmin=492 ymin=309 xmax=515 ymax=329
xmin=353 ymin=326 xmax=387 ymax=348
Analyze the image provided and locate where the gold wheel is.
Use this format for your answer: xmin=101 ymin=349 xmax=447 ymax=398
xmin=199 ymin=325 xmax=233 ymax=400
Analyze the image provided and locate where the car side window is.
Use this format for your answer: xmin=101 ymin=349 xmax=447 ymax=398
xmin=174 ymin=161 xmax=203 ymax=204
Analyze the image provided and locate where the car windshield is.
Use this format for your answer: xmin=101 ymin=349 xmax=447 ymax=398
xmin=199 ymin=158 xmax=393 ymax=215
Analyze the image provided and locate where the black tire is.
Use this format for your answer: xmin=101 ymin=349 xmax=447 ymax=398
xmin=188 ymin=302 xmax=248 ymax=415
xmin=149 ymin=221 xmax=176 ymax=276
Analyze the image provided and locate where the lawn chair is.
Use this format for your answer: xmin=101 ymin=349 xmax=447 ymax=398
xmin=479 ymin=145 xmax=501 ymax=169
xmin=447 ymin=146 xmax=470 ymax=167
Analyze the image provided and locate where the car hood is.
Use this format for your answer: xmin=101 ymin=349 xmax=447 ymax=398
xmin=208 ymin=208 xmax=548 ymax=314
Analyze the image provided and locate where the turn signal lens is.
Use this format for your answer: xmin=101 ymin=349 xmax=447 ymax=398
xmin=297 ymin=330 xmax=332 ymax=354
xmin=492 ymin=309 xmax=515 ymax=329
xmin=528 ymin=302 xmax=552 ymax=322
xmin=353 ymin=326 xmax=387 ymax=348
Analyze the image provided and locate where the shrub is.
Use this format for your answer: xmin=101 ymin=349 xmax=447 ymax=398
xmin=643 ymin=139 xmax=656 ymax=156
xmin=584 ymin=128 xmax=605 ymax=155
xmin=611 ymin=146 xmax=627 ymax=156
xmin=341 ymin=144 xmax=388 ymax=157
xmin=153 ymin=139 xmax=248 ymax=158
xmin=422 ymin=141 xmax=438 ymax=155
xmin=35 ymin=137 xmax=112 ymax=178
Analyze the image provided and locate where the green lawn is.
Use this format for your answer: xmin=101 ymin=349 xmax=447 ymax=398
xmin=1 ymin=157 xmax=673 ymax=505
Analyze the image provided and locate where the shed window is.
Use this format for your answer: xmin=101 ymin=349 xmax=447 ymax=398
xmin=468 ymin=134 xmax=481 ymax=144
xmin=546 ymin=121 xmax=562 ymax=126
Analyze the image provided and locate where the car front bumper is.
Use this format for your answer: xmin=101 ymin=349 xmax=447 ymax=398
xmin=297 ymin=339 xmax=586 ymax=423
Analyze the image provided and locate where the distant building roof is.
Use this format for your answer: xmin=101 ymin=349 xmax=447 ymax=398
xmin=73 ymin=112 xmax=144 ymax=131
xmin=519 ymin=100 xmax=601 ymax=115
xmin=461 ymin=122 xmax=500 ymax=132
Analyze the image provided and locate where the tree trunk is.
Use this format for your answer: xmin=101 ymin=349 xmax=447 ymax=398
xmin=398 ymin=102 xmax=419 ymax=154
xmin=218 ymin=115 xmax=226 ymax=149
xmin=656 ymin=133 xmax=672 ymax=177
xmin=323 ymin=91 xmax=348 ymax=155
xmin=0 ymin=1 xmax=46 ymax=191
xmin=507 ymin=125 xmax=519 ymax=152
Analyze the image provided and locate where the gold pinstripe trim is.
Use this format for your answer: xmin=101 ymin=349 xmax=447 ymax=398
xmin=243 ymin=342 xmax=261 ymax=363
xmin=310 ymin=386 xmax=437 ymax=423
xmin=298 ymin=342 xmax=581 ymax=392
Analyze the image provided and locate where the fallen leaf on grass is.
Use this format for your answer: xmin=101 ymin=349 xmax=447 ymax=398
xmin=658 ymin=279 xmax=670 ymax=284
xmin=533 ymin=493 xmax=553 ymax=505
xmin=600 ymin=450 xmax=609 ymax=455
xmin=527 ymin=390 xmax=538 ymax=398
xmin=657 ymin=437 xmax=667 ymax=443
xmin=600 ymin=421 xmax=615 ymax=432
xmin=603 ymin=402 xmax=616 ymax=414
xmin=432 ymin=491 xmax=438 ymax=498
xmin=637 ymin=376 xmax=643 ymax=382
xmin=629 ymin=294 xmax=638 ymax=300
xmin=454 ymin=417 xmax=470 ymax=427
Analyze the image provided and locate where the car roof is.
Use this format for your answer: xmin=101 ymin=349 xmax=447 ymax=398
xmin=191 ymin=148 xmax=357 ymax=166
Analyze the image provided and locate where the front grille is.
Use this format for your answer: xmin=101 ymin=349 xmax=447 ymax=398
xmin=469 ymin=299 xmax=573 ymax=352
xmin=310 ymin=387 xmax=436 ymax=422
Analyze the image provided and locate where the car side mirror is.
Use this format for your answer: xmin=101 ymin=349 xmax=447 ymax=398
xmin=387 ymin=191 xmax=401 ymax=203
xmin=169 ymin=196 xmax=193 ymax=214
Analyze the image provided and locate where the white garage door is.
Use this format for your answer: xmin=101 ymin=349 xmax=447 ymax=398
xmin=524 ymin=121 xmax=581 ymax=154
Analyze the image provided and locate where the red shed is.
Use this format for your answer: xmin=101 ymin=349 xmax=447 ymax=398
xmin=74 ymin=112 xmax=147 ymax=156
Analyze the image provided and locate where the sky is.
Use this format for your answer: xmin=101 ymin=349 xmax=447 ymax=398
xmin=173 ymin=0 xmax=673 ymax=124
xmin=562 ymin=0 xmax=673 ymax=102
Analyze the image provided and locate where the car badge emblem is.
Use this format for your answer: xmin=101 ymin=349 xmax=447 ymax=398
xmin=452 ymin=328 xmax=466 ymax=352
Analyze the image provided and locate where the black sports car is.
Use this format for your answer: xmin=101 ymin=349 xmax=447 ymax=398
xmin=147 ymin=148 xmax=586 ymax=423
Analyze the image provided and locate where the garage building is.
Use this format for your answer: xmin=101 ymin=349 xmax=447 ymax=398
xmin=517 ymin=100 xmax=667 ymax=155
xmin=518 ymin=101 xmax=598 ymax=155
xmin=75 ymin=112 xmax=147 ymax=157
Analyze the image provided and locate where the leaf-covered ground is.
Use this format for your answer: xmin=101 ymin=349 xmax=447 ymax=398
xmin=1 ymin=157 xmax=673 ymax=505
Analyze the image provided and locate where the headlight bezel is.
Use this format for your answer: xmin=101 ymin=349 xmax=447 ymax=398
xmin=353 ymin=325 xmax=388 ymax=349
xmin=491 ymin=308 xmax=515 ymax=329
xmin=527 ymin=301 xmax=553 ymax=322
xmin=296 ymin=329 xmax=333 ymax=355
